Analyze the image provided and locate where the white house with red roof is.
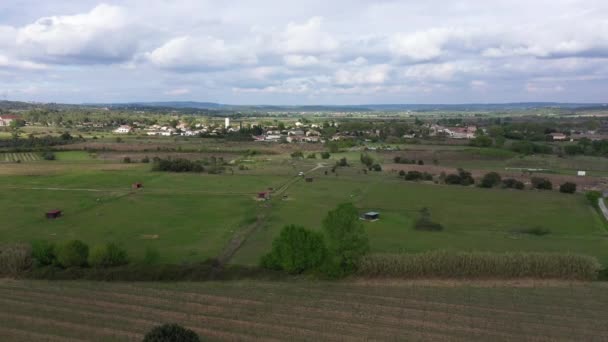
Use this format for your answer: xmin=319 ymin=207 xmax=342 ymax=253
xmin=0 ymin=114 xmax=22 ymax=127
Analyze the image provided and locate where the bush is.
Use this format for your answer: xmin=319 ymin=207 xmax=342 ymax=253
xmin=143 ymin=324 xmax=200 ymax=342
xmin=141 ymin=156 xmax=150 ymax=163
xmin=123 ymin=156 xmax=131 ymax=163
xmin=398 ymin=170 xmax=406 ymax=177
xmin=260 ymin=225 xmax=327 ymax=274
xmin=322 ymin=203 xmax=369 ymax=277
xmin=41 ymin=151 xmax=56 ymax=160
xmin=480 ymin=172 xmax=502 ymax=188
xmin=357 ymin=252 xmax=601 ymax=280
xmin=320 ymin=152 xmax=331 ymax=159
xmin=531 ymin=177 xmax=553 ymax=190
xmin=56 ymin=240 xmax=89 ymax=268
xmin=89 ymin=243 xmax=129 ymax=268
xmin=445 ymin=168 xmax=474 ymax=186
xmin=502 ymin=178 xmax=525 ymax=190
xmin=585 ymin=191 xmax=602 ymax=208
xmin=371 ymin=163 xmax=382 ymax=172
xmin=414 ymin=208 xmax=443 ymax=231
xmin=290 ymin=151 xmax=303 ymax=158
xmin=559 ymin=182 xmax=577 ymax=194
xmin=360 ymin=153 xmax=374 ymax=167
xmin=152 ymin=158 xmax=206 ymax=173
xmin=306 ymin=153 xmax=316 ymax=159
xmin=0 ymin=244 xmax=33 ymax=276
xmin=31 ymin=240 xmax=56 ymax=266
xmin=336 ymin=157 xmax=348 ymax=167
xmin=404 ymin=171 xmax=433 ymax=181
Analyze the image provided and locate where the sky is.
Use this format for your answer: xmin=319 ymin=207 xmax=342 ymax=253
xmin=0 ymin=0 xmax=607 ymax=105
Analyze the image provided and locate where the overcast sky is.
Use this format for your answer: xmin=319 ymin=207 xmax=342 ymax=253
xmin=0 ymin=0 xmax=607 ymax=105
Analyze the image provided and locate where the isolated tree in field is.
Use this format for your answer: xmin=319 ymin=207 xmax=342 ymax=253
xmin=531 ymin=177 xmax=553 ymax=190
xmin=56 ymin=240 xmax=89 ymax=268
xmin=322 ymin=203 xmax=370 ymax=276
xmin=559 ymin=182 xmax=577 ymax=194
xmin=360 ymin=153 xmax=374 ymax=168
xmin=260 ymin=225 xmax=327 ymax=274
xmin=143 ymin=324 xmax=200 ymax=342
xmin=320 ymin=151 xmax=331 ymax=159
xmin=480 ymin=172 xmax=502 ymax=188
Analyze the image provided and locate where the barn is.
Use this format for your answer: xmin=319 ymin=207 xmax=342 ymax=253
xmin=46 ymin=210 xmax=62 ymax=219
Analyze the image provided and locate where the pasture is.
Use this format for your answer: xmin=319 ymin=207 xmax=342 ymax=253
xmin=0 ymin=279 xmax=607 ymax=341
xmin=0 ymin=151 xmax=606 ymax=266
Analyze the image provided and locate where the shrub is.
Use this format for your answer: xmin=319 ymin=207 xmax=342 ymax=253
xmin=357 ymin=252 xmax=600 ymax=280
xmin=41 ymin=151 xmax=56 ymax=160
xmin=360 ymin=153 xmax=374 ymax=167
xmin=404 ymin=171 xmax=433 ymax=181
xmin=0 ymin=244 xmax=33 ymax=275
xmin=56 ymin=240 xmax=89 ymax=268
xmin=336 ymin=157 xmax=348 ymax=167
xmin=141 ymin=156 xmax=150 ymax=163
xmin=260 ymin=225 xmax=327 ymax=274
xmin=152 ymin=158 xmax=206 ymax=173
xmin=414 ymin=208 xmax=443 ymax=231
xmin=445 ymin=169 xmax=474 ymax=186
xmin=371 ymin=163 xmax=382 ymax=172
xmin=123 ymin=156 xmax=132 ymax=163
xmin=585 ymin=191 xmax=602 ymax=208
xmin=398 ymin=170 xmax=406 ymax=177
xmin=503 ymin=178 xmax=525 ymax=190
xmin=89 ymin=243 xmax=129 ymax=268
xmin=306 ymin=153 xmax=316 ymax=159
xmin=322 ymin=203 xmax=369 ymax=277
xmin=290 ymin=151 xmax=303 ymax=158
xmin=559 ymin=182 xmax=577 ymax=194
xmin=320 ymin=152 xmax=331 ymax=159
xmin=143 ymin=324 xmax=200 ymax=342
xmin=532 ymin=177 xmax=553 ymax=190
xmin=143 ymin=247 xmax=161 ymax=265
xmin=31 ymin=240 xmax=56 ymax=266
xmin=480 ymin=172 xmax=502 ymax=188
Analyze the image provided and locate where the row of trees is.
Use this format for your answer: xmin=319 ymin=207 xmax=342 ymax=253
xmin=31 ymin=240 xmax=128 ymax=268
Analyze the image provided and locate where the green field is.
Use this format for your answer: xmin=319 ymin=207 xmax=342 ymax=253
xmin=1 ymin=279 xmax=607 ymax=341
xmin=0 ymin=154 xmax=606 ymax=266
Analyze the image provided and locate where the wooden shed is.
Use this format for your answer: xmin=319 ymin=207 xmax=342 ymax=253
xmin=46 ymin=210 xmax=62 ymax=219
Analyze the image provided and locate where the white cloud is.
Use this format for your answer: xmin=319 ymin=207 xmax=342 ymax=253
xmin=389 ymin=29 xmax=452 ymax=61
xmin=334 ymin=64 xmax=391 ymax=85
xmin=146 ymin=35 xmax=257 ymax=70
xmin=279 ymin=17 xmax=338 ymax=54
xmin=164 ymin=88 xmax=190 ymax=96
xmin=0 ymin=54 xmax=47 ymax=70
xmin=15 ymin=4 xmax=137 ymax=64
xmin=283 ymin=54 xmax=320 ymax=68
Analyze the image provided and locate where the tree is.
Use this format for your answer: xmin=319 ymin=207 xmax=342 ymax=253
xmin=531 ymin=177 xmax=553 ymax=190
xmin=89 ymin=243 xmax=129 ymax=268
xmin=143 ymin=324 xmax=200 ymax=342
xmin=322 ymin=203 xmax=369 ymax=276
xmin=320 ymin=152 xmax=331 ymax=159
xmin=480 ymin=172 xmax=502 ymax=188
xmin=360 ymin=153 xmax=374 ymax=168
xmin=559 ymin=182 xmax=577 ymax=194
xmin=470 ymin=135 xmax=493 ymax=147
xmin=56 ymin=240 xmax=89 ymax=268
xmin=260 ymin=225 xmax=327 ymax=274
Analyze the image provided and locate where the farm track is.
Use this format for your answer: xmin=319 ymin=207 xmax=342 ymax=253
xmin=216 ymin=163 xmax=328 ymax=265
xmin=1 ymin=279 xmax=607 ymax=341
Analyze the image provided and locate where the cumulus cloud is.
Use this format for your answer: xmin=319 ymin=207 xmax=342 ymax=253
xmin=0 ymin=54 xmax=47 ymax=70
xmin=164 ymin=88 xmax=190 ymax=96
xmin=334 ymin=64 xmax=391 ymax=85
xmin=146 ymin=35 xmax=257 ymax=71
xmin=283 ymin=54 xmax=321 ymax=68
xmin=15 ymin=4 xmax=138 ymax=64
xmin=278 ymin=17 xmax=338 ymax=54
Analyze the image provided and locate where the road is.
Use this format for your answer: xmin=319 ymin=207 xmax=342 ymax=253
xmin=599 ymin=198 xmax=608 ymax=221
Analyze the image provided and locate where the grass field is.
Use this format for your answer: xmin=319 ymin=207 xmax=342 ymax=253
xmin=0 ymin=279 xmax=607 ymax=341
xmin=0 ymin=154 xmax=606 ymax=266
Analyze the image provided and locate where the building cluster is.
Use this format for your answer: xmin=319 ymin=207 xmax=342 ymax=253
xmin=429 ymin=124 xmax=478 ymax=139
xmin=113 ymin=120 xmax=239 ymax=137
xmin=253 ymin=121 xmax=323 ymax=143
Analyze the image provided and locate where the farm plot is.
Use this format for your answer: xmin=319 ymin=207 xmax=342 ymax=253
xmin=0 ymin=279 xmax=607 ymax=341
xmin=0 ymin=152 xmax=40 ymax=162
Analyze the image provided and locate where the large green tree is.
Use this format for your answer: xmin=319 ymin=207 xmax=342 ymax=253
xmin=322 ymin=203 xmax=369 ymax=276
xmin=261 ymin=225 xmax=327 ymax=274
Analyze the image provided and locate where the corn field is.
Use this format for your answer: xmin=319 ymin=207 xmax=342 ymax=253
xmin=358 ymin=251 xmax=601 ymax=280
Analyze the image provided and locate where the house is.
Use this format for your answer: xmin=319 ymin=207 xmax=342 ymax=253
xmin=46 ymin=210 xmax=62 ymax=219
xmin=550 ymin=133 xmax=568 ymax=141
xmin=0 ymin=115 xmax=21 ymax=127
xmin=363 ymin=212 xmax=379 ymax=221
xmin=114 ymin=125 xmax=133 ymax=134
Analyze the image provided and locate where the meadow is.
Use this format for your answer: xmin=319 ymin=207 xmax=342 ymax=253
xmin=1 ymin=149 xmax=606 ymax=266
xmin=0 ymin=279 xmax=607 ymax=341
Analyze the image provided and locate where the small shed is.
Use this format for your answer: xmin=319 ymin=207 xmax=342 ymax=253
xmin=305 ymin=177 xmax=313 ymax=183
xmin=363 ymin=212 xmax=379 ymax=221
xmin=46 ymin=210 xmax=62 ymax=219
xmin=577 ymin=171 xmax=586 ymax=176
xmin=132 ymin=182 xmax=143 ymax=189
xmin=257 ymin=192 xmax=270 ymax=200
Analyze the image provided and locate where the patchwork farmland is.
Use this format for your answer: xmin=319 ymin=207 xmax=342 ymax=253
xmin=0 ymin=152 xmax=40 ymax=162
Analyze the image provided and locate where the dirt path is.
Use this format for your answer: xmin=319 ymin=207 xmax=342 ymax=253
xmin=599 ymin=198 xmax=608 ymax=221
xmin=216 ymin=163 xmax=327 ymax=265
